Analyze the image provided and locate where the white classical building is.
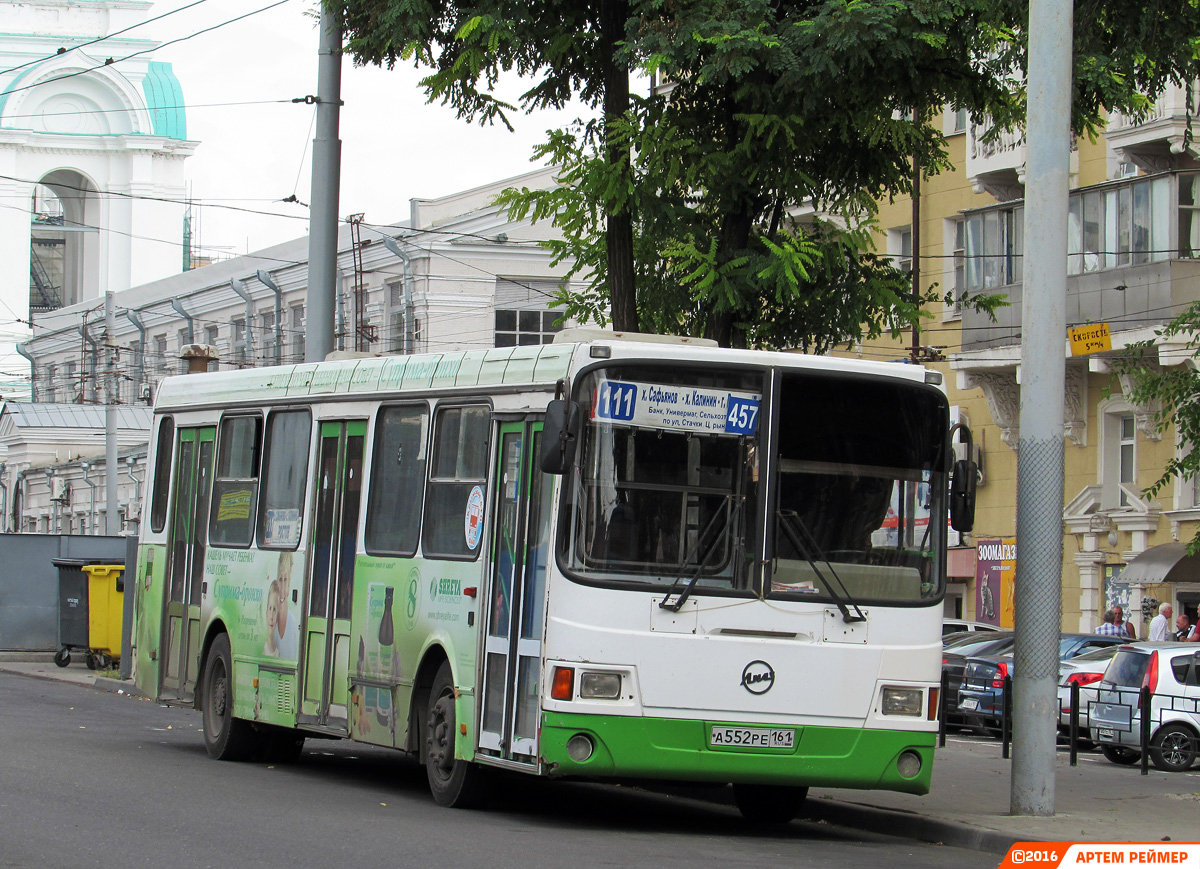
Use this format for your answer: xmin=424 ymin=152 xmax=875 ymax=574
xmin=6 ymin=167 xmax=577 ymax=532
xmin=0 ymin=0 xmax=195 ymax=397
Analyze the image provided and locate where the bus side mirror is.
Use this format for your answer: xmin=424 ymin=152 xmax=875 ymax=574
xmin=948 ymin=421 xmax=977 ymax=533
xmin=949 ymin=459 xmax=977 ymax=532
xmin=541 ymin=399 xmax=581 ymax=475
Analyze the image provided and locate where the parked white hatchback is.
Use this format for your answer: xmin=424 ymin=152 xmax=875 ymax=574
xmin=1090 ymin=643 xmax=1200 ymax=772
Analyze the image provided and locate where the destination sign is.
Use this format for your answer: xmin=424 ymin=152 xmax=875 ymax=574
xmin=591 ymin=379 xmax=762 ymax=435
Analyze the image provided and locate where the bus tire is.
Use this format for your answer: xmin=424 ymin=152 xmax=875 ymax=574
xmin=732 ymin=783 xmax=808 ymax=824
xmin=425 ymin=661 xmax=488 ymax=808
xmin=201 ymin=633 xmax=258 ymax=761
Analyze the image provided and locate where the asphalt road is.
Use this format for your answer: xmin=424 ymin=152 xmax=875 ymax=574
xmin=0 ymin=672 xmax=999 ymax=869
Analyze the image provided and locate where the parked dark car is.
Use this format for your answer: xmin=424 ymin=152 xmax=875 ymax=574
xmin=957 ymin=633 xmax=1128 ymax=734
xmin=941 ymin=632 xmax=1015 ymax=727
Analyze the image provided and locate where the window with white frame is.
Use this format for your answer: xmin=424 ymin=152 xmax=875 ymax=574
xmin=177 ymin=329 xmax=189 ymax=373
xmin=889 ymin=227 xmax=913 ymax=274
xmin=1099 ymin=397 xmax=1138 ymax=510
xmin=946 ymin=218 xmax=966 ymax=316
xmin=1068 ymin=175 xmax=1169 ymax=273
xmin=963 ymin=206 xmax=1022 ymax=290
xmin=944 ymin=104 xmax=967 ymax=135
xmin=154 ymin=335 xmax=167 ymax=375
xmin=290 ymin=305 xmax=305 ymax=362
xmin=495 ymin=309 xmax=562 ymax=346
xmin=233 ymin=319 xmax=246 ymax=365
xmin=1179 ymin=173 xmax=1200 ymax=259
xmin=493 ymin=277 xmax=565 ymax=348
xmin=1119 ymin=414 xmax=1136 ymax=507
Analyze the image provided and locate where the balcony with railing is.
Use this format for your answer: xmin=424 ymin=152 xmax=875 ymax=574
xmin=1107 ymin=82 xmax=1200 ymax=173
xmin=966 ymin=121 xmax=1026 ymax=202
xmin=957 ymin=171 xmax=1200 ymax=352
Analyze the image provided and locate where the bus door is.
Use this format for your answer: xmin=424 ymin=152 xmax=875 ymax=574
xmin=299 ymin=420 xmax=365 ymax=730
xmin=479 ymin=419 xmax=551 ymax=763
xmin=161 ymin=426 xmax=215 ymax=701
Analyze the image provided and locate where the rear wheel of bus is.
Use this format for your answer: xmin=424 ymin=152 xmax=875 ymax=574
xmin=425 ymin=661 xmax=488 ymax=808
xmin=201 ymin=633 xmax=259 ymax=761
xmin=732 ymin=783 xmax=809 ymax=824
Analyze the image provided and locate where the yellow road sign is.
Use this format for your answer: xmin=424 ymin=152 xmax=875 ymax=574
xmin=1068 ymin=323 xmax=1111 ymax=356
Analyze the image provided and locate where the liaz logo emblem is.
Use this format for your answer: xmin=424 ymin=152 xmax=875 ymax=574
xmin=741 ymin=660 xmax=775 ymax=695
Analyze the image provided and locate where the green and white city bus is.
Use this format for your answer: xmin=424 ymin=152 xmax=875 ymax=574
xmin=132 ymin=331 xmax=975 ymax=821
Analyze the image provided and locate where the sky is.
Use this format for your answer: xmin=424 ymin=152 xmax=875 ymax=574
xmin=143 ymin=0 xmax=586 ymax=258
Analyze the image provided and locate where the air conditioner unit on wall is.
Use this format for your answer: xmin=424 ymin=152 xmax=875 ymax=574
xmin=53 ymin=479 xmax=69 ymax=502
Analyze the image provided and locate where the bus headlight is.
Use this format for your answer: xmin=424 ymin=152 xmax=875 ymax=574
xmin=579 ymin=671 xmax=622 ymax=700
xmin=896 ymin=750 xmax=923 ymax=778
xmin=881 ymin=687 xmax=924 ymax=716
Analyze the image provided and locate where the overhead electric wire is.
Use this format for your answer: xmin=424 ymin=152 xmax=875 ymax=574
xmin=0 ymin=0 xmax=294 ymax=100
xmin=0 ymin=0 xmax=215 ymax=78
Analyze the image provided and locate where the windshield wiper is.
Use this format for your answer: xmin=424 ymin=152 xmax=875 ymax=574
xmin=776 ymin=509 xmax=867 ymax=624
xmin=659 ymin=495 xmax=743 ymax=612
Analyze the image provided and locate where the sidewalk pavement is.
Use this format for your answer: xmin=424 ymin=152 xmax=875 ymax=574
xmin=3 ymin=653 xmax=1197 ymax=855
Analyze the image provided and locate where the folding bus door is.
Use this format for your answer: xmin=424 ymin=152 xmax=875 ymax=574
xmin=299 ymin=420 xmax=365 ymax=730
xmin=161 ymin=426 xmax=215 ymax=702
xmin=479 ymin=419 xmax=551 ymax=763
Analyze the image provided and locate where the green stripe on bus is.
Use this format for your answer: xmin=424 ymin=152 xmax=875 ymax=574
xmin=538 ymin=712 xmax=935 ymax=795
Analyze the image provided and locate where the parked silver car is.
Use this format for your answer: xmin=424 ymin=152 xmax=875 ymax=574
xmin=1056 ymin=644 xmax=1121 ymax=736
xmin=1091 ymin=643 xmax=1200 ymax=772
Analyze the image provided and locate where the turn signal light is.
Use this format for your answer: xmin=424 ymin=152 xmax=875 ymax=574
xmin=552 ymin=666 xmax=574 ymax=701
xmin=928 ymin=687 xmax=940 ymax=721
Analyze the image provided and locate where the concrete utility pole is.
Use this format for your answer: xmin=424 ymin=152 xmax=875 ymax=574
xmin=1011 ymin=0 xmax=1073 ymax=817
xmin=306 ymin=5 xmax=342 ymax=363
xmin=104 ymin=291 xmax=118 ymax=535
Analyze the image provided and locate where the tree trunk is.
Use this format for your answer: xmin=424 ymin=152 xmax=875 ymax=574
xmin=600 ymin=0 xmax=637 ymax=332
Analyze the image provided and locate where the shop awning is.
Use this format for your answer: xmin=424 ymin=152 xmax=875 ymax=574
xmin=1119 ymin=542 xmax=1200 ymax=585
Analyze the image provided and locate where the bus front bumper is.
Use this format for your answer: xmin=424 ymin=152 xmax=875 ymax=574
xmin=539 ymin=712 xmax=935 ymax=795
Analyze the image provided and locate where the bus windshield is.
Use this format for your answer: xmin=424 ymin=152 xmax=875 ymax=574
xmin=561 ymin=363 xmax=948 ymax=605
xmin=562 ymin=365 xmax=762 ymax=591
xmin=770 ymin=371 xmax=947 ymax=604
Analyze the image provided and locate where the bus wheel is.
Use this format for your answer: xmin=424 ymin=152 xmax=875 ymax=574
xmin=733 ymin=783 xmax=808 ymax=824
xmin=425 ymin=661 xmax=488 ymax=808
xmin=201 ymin=633 xmax=258 ymax=761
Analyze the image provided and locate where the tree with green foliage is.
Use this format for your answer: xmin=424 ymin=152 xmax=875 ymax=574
xmin=338 ymin=0 xmax=1200 ymax=348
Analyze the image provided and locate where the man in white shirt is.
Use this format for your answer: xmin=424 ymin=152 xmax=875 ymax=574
xmin=1149 ymin=602 xmax=1174 ymax=642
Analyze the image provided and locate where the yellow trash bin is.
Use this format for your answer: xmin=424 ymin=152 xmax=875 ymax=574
xmin=81 ymin=563 xmax=124 ymax=669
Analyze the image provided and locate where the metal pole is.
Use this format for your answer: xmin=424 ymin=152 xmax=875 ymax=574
xmin=104 ymin=292 xmax=118 ymax=535
xmin=306 ymin=6 xmax=342 ymax=363
xmin=1011 ymin=0 xmax=1072 ymax=817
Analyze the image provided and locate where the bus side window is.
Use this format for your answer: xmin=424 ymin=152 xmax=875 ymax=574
xmin=422 ymin=405 xmax=489 ymax=559
xmin=257 ymin=410 xmax=312 ymax=550
xmin=365 ymin=405 xmax=429 ymax=556
xmin=149 ymin=416 xmax=175 ymax=534
xmin=210 ymin=415 xmax=263 ymax=547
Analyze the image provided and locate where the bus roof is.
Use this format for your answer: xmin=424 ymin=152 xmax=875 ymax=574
xmin=152 ymin=338 xmax=934 ymax=413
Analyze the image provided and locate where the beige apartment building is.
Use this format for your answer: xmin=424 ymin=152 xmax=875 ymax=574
xmin=862 ymin=96 xmax=1200 ymax=636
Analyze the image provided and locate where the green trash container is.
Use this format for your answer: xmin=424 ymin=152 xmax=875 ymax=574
xmin=82 ymin=563 xmax=125 ymax=670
